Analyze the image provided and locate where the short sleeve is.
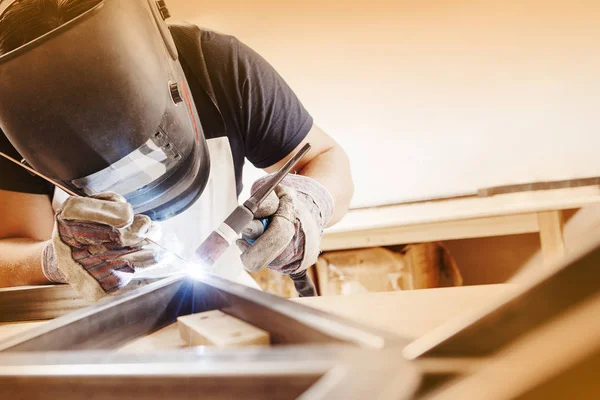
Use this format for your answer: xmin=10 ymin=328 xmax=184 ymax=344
xmin=0 ymin=130 xmax=54 ymax=195
xmin=236 ymin=41 xmax=313 ymax=168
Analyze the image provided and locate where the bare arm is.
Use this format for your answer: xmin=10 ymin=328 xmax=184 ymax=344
xmin=264 ymin=125 xmax=354 ymax=226
xmin=0 ymin=190 xmax=54 ymax=287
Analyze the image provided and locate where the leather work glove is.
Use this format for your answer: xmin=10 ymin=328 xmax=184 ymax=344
xmin=41 ymin=192 xmax=162 ymax=302
xmin=236 ymin=174 xmax=334 ymax=276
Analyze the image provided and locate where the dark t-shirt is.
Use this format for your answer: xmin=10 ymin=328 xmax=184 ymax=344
xmin=0 ymin=27 xmax=313 ymax=197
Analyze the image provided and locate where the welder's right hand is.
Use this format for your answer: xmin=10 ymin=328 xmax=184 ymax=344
xmin=41 ymin=192 xmax=162 ymax=302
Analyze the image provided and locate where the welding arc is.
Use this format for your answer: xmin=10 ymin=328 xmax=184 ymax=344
xmin=0 ymin=150 xmax=190 ymax=265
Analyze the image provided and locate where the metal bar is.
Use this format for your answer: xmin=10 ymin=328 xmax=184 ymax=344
xmin=0 ymin=346 xmax=420 ymax=400
xmin=0 ymin=278 xmax=162 ymax=322
xmin=0 ymin=151 xmax=79 ymax=197
xmin=0 ymin=275 xmax=191 ymax=352
xmin=0 ymin=273 xmax=407 ymax=352
xmin=0 ymin=374 xmax=320 ymax=400
xmin=299 ymin=347 xmax=421 ymax=400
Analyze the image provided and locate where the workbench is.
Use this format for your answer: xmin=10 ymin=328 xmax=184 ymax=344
xmin=1 ymin=238 xmax=598 ymax=399
xmin=294 ymin=284 xmax=517 ymax=340
xmin=323 ymin=186 xmax=600 ymax=267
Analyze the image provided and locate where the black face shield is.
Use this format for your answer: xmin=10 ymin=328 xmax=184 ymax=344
xmin=0 ymin=0 xmax=210 ymax=221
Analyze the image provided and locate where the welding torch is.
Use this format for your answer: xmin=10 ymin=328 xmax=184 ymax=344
xmin=193 ymin=143 xmax=318 ymax=297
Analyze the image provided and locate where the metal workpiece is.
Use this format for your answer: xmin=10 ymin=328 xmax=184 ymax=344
xmin=0 ymin=278 xmax=163 ymax=323
xmin=0 ymin=271 xmax=419 ymax=399
xmin=0 ymin=275 xmax=190 ymax=352
xmin=0 ymin=346 xmax=420 ymax=400
xmin=0 ymin=273 xmax=405 ymax=352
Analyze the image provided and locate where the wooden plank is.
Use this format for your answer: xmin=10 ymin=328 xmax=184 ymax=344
xmin=478 ymin=177 xmax=600 ymax=197
xmin=0 ymin=285 xmax=89 ymax=322
xmin=538 ymin=210 xmax=566 ymax=265
xmin=322 ymin=213 xmax=539 ymax=251
xmin=326 ymin=185 xmax=600 ymax=235
xmin=177 ymin=310 xmax=270 ymax=347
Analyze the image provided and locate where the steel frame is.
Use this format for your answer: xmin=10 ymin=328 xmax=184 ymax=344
xmin=0 ymin=273 xmax=420 ymax=399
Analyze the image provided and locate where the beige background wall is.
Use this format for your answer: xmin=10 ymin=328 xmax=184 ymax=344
xmin=168 ymin=0 xmax=600 ymax=208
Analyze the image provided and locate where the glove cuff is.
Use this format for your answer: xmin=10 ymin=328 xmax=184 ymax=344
xmin=279 ymin=175 xmax=333 ymax=272
xmin=253 ymin=174 xmax=334 ymax=229
xmin=41 ymin=241 xmax=67 ymax=283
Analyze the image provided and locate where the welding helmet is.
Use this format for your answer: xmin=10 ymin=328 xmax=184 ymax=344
xmin=0 ymin=0 xmax=210 ymax=221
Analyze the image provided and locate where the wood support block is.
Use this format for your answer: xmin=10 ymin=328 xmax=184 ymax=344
xmin=177 ymin=310 xmax=270 ymax=347
xmin=538 ymin=210 xmax=566 ymax=265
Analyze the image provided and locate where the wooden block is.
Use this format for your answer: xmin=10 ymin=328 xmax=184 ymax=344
xmin=177 ymin=310 xmax=270 ymax=347
xmin=538 ymin=210 xmax=566 ymax=265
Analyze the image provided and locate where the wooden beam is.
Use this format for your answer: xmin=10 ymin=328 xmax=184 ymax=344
xmin=425 ymin=291 xmax=600 ymax=400
xmin=327 ymin=185 xmax=600 ymax=236
xmin=0 ymin=285 xmax=89 ymax=322
xmin=538 ymin=210 xmax=566 ymax=265
xmin=322 ymin=213 xmax=539 ymax=251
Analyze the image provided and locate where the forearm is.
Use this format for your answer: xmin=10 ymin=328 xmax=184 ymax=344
xmin=298 ymin=145 xmax=354 ymax=226
xmin=0 ymin=238 xmax=50 ymax=288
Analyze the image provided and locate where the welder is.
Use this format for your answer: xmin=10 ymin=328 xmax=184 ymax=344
xmin=0 ymin=0 xmax=353 ymax=301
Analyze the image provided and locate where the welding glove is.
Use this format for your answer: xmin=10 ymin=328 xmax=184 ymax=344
xmin=236 ymin=174 xmax=334 ymax=276
xmin=41 ymin=192 xmax=162 ymax=302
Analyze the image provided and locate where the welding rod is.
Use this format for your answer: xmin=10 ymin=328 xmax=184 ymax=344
xmin=0 ymin=151 xmax=81 ymax=196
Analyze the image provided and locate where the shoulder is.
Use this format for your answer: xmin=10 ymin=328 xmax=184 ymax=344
xmin=169 ymin=23 xmax=242 ymax=67
xmin=169 ymin=22 xmax=268 ymax=80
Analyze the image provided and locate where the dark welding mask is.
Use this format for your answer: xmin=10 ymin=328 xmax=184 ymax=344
xmin=0 ymin=0 xmax=210 ymax=221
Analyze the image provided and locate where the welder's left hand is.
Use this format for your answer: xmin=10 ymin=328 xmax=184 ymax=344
xmin=236 ymin=174 xmax=334 ymax=275
xmin=42 ymin=193 xmax=163 ymax=302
